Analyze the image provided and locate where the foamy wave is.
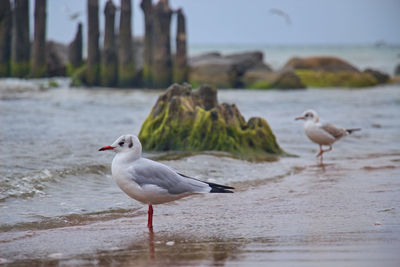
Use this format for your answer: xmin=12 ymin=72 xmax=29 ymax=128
xmin=0 ymin=78 xmax=70 ymax=97
xmin=0 ymin=78 xmax=40 ymax=93
xmin=0 ymin=165 xmax=109 ymax=201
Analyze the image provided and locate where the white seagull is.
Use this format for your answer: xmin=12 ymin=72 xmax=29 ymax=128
xmin=295 ymin=110 xmax=360 ymax=163
xmin=99 ymin=134 xmax=234 ymax=230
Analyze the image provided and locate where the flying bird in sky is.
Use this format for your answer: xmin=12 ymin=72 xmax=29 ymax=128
xmin=269 ymin=8 xmax=292 ymax=25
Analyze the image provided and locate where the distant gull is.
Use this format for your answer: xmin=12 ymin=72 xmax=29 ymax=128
xmin=99 ymin=135 xmax=234 ymax=230
xmin=63 ymin=4 xmax=82 ymax=21
xmin=269 ymin=8 xmax=292 ymax=25
xmin=295 ymin=110 xmax=360 ymax=163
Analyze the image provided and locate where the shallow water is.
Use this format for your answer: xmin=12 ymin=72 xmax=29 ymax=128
xmin=1 ymin=80 xmax=400 ymax=266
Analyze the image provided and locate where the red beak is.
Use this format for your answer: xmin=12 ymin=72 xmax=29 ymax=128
xmin=98 ymin=145 xmax=115 ymax=151
xmin=295 ymin=116 xmax=304 ymax=121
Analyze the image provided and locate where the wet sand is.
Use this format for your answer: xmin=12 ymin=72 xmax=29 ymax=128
xmin=1 ymin=154 xmax=400 ymax=266
xmin=1 ymin=84 xmax=400 ymax=266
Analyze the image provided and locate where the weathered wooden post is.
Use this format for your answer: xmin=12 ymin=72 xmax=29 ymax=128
xmin=31 ymin=0 xmax=47 ymax=77
xmin=118 ymin=0 xmax=135 ymax=87
xmin=140 ymin=0 xmax=153 ymax=87
xmin=68 ymin=23 xmax=83 ymax=73
xmin=101 ymin=0 xmax=118 ymax=87
xmin=173 ymin=8 xmax=188 ymax=83
xmin=152 ymin=0 xmax=173 ymax=88
xmin=11 ymin=0 xmax=30 ymax=77
xmin=0 ymin=0 xmax=12 ymax=77
xmin=87 ymin=0 xmax=100 ymax=85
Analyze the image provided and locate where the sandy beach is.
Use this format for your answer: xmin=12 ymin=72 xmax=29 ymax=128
xmin=1 ymin=154 xmax=400 ymax=266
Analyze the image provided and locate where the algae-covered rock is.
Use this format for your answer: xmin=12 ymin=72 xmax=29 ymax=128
xmin=241 ymin=64 xmax=274 ymax=89
xmin=363 ymin=68 xmax=390 ymax=84
xmin=243 ymin=69 xmax=305 ymax=90
xmin=269 ymin=70 xmax=305 ymax=89
xmin=283 ymin=56 xmax=359 ymax=72
xmin=139 ymin=83 xmax=283 ymax=160
xmin=295 ymin=70 xmax=378 ymax=88
xmin=282 ymin=56 xmax=380 ymax=88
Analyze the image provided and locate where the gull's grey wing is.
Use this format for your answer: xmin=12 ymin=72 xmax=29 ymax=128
xmin=127 ymin=158 xmax=210 ymax=195
xmin=321 ymin=123 xmax=347 ymax=139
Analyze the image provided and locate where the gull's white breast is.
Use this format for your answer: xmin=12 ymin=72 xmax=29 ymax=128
xmin=304 ymin=121 xmax=335 ymax=145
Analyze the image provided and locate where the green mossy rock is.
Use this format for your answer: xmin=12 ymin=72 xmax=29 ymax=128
xmin=284 ymin=56 xmax=359 ymax=72
xmin=363 ymin=68 xmax=390 ymax=84
xmin=246 ymin=72 xmax=305 ymax=90
xmin=296 ymin=70 xmax=378 ymax=88
xmin=248 ymin=80 xmax=272 ymax=90
xmin=139 ymin=83 xmax=284 ymax=161
xmin=283 ymin=56 xmax=380 ymax=88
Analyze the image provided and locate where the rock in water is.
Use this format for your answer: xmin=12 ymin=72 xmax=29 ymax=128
xmin=363 ymin=68 xmax=390 ymax=84
xmin=189 ymin=51 xmax=267 ymax=88
xmin=269 ymin=70 xmax=306 ymax=89
xmin=283 ymin=56 xmax=378 ymax=88
xmin=395 ymin=64 xmax=400 ymax=77
xmin=139 ymin=83 xmax=283 ymax=160
xmin=283 ymin=56 xmax=360 ymax=72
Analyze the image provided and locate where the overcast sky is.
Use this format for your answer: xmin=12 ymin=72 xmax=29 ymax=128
xmin=43 ymin=0 xmax=400 ymax=45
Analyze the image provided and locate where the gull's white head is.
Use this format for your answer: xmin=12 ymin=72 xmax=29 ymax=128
xmin=98 ymin=134 xmax=142 ymax=155
xmin=295 ymin=110 xmax=319 ymax=122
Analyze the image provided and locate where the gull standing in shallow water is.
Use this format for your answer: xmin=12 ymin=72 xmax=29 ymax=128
xmin=295 ymin=110 xmax=360 ymax=163
xmin=99 ymin=135 xmax=234 ymax=230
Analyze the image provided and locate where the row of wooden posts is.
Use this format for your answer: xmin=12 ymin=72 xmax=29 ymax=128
xmin=0 ymin=0 xmax=188 ymax=88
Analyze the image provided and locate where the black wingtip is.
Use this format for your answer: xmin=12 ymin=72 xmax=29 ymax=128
xmin=208 ymin=182 xmax=234 ymax=193
xmin=346 ymin=128 xmax=361 ymax=134
xmin=177 ymin=172 xmax=234 ymax=193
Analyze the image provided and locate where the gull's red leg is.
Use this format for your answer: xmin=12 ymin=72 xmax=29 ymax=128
xmin=317 ymin=145 xmax=324 ymax=157
xmin=147 ymin=204 xmax=153 ymax=230
xmin=320 ymin=151 xmax=324 ymax=164
xmin=316 ymin=145 xmax=324 ymax=164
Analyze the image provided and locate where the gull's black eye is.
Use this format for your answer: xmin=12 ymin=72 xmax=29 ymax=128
xmin=119 ymin=141 xmax=124 ymax=146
